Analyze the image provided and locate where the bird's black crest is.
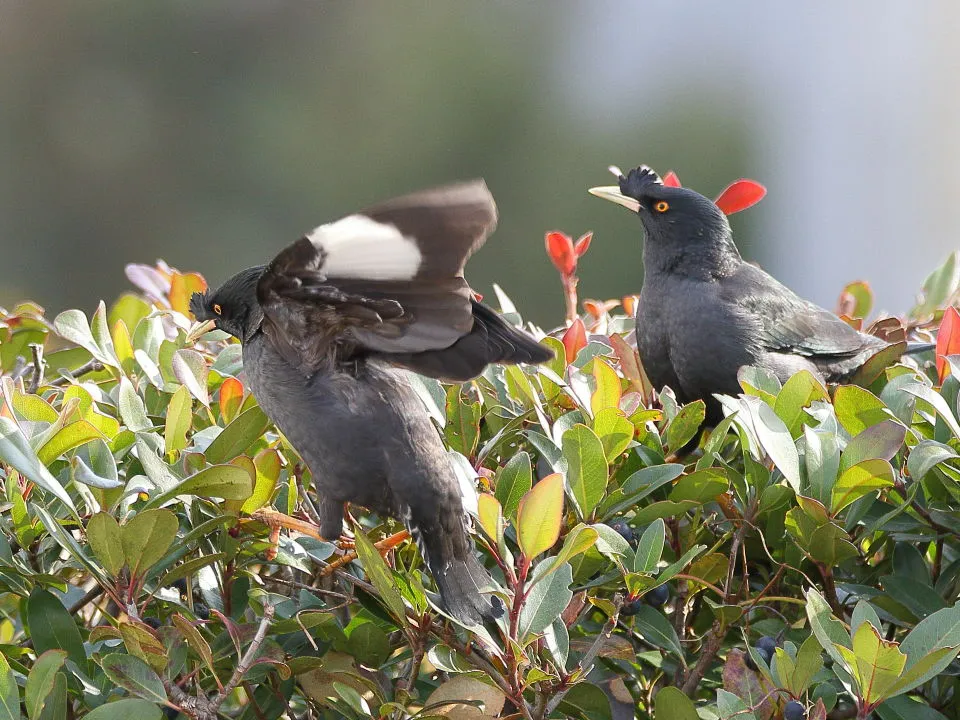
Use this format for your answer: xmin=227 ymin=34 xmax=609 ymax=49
xmin=189 ymin=291 xmax=211 ymax=320
xmin=619 ymin=165 xmax=663 ymax=201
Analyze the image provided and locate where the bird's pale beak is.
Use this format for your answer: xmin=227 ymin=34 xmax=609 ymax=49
xmin=588 ymin=186 xmax=641 ymax=212
xmin=186 ymin=319 xmax=218 ymax=344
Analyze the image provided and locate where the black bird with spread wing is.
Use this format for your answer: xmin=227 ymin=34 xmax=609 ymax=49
xmin=590 ymin=165 xmax=931 ymax=424
xmin=189 ymin=180 xmax=551 ymax=625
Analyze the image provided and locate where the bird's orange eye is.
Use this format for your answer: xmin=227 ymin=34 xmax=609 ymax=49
xmin=213 ymin=304 xmax=222 ymax=316
xmin=655 ymin=201 xmax=670 ymax=213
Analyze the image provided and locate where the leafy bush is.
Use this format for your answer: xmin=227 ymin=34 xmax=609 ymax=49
xmin=2 ymin=241 xmax=960 ymax=720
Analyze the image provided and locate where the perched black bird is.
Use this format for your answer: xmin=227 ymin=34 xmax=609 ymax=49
xmin=590 ymin=165 xmax=931 ymax=424
xmin=189 ymin=180 xmax=551 ymax=624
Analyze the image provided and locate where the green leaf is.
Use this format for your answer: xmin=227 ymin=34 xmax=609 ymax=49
xmin=844 ymin=621 xmax=906 ymax=704
xmin=668 ymin=468 xmax=727 ymax=503
xmin=914 ymin=250 xmax=959 ymax=317
xmin=902 ymin=382 xmax=960 ymax=440
xmin=163 ymin=385 xmax=192 ymax=455
xmin=739 ymin=396 xmax=801 ymax=492
xmin=444 ymin=387 xmax=481 ymax=457
xmin=172 ymin=348 xmax=210 ymax=406
xmin=147 ymin=463 xmax=253 ymax=507
xmin=557 ymin=682 xmax=612 ymax=720
xmin=82 ymin=699 xmax=162 ymax=720
xmin=834 ymin=385 xmax=895 ymax=436
xmin=516 ymin=473 xmax=564 ymax=559
xmin=118 ymin=377 xmax=152 ymax=432
xmin=494 ymin=451 xmax=532 ymax=520
xmin=633 ymin=518 xmax=665 ymax=573
xmin=894 ymin=602 xmax=960 ymax=691
xmin=25 ymin=650 xmax=66 ymax=720
xmin=831 ymin=458 xmax=894 ymax=514
xmin=36 ymin=420 xmax=104 ymax=465
xmin=591 ymin=358 xmax=622 ymax=414
xmin=240 ymin=448 xmax=281 ymax=513
xmin=36 ymin=672 xmax=65 ymax=720
xmin=654 ymin=687 xmax=698 ymax=720
xmin=204 ymin=405 xmax=270 ymax=464
xmin=805 ymin=588 xmax=852 ymax=670
xmin=664 ymin=400 xmax=705 ymax=453
xmin=775 ymin=370 xmax=829 ymax=437
xmin=86 ymin=513 xmax=125 ymax=576
xmin=631 ymin=605 xmax=683 ymax=658
xmin=121 ymin=508 xmax=179 ymax=576
xmin=345 ymin=622 xmax=390 ymax=667
xmin=804 ymin=426 xmax=841 ymax=506
xmin=53 ymin=308 xmax=118 ymax=368
xmin=518 ymin=560 xmax=573 ymax=638
xmin=0 ymin=652 xmax=20 ymax=720
xmin=791 ymin=634 xmax=825 ymax=696
xmin=535 ymin=524 xmax=597 ymax=582
xmin=99 ymin=654 xmax=167 ymax=704
xmin=353 ymin=529 xmax=407 ymax=623
xmin=170 ymin=615 xmax=217 ymax=679
xmin=26 ymin=589 xmax=85 ymax=671
xmin=840 ymin=421 xmax=906 ymax=474
xmin=561 ymin=424 xmax=608 ymax=519
xmin=0 ymin=417 xmax=76 ymax=516
xmin=70 ymin=454 xmax=122 ymax=490
xmin=592 ymin=408 xmax=634 ymax=461
xmin=876 ymin=696 xmax=951 ymax=720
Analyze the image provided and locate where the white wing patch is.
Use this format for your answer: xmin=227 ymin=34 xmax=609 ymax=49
xmin=306 ymin=214 xmax=423 ymax=280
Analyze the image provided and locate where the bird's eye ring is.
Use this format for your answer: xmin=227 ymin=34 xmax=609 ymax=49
xmin=655 ymin=201 xmax=670 ymax=213
xmin=213 ymin=304 xmax=222 ymax=316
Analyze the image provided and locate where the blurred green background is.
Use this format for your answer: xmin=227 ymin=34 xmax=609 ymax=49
xmin=1 ymin=2 xmax=957 ymax=327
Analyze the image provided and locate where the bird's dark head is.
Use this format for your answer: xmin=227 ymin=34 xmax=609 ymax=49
xmin=189 ymin=266 xmax=266 ymax=342
xmin=589 ymin=165 xmax=739 ymax=275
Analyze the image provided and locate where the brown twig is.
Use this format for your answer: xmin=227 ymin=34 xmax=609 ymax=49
xmin=27 ymin=344 xmax=45 ymax=393
xmin=543 ymin=595 xmax=623 ymax=716
xmin=67 ymin=585 xmax=105 ymax=616
xmin=48 ymin=359 xmax=105 ymax=387
xmin=680 ymin=501 xmax=753 ymax=697
xmin=213 ymin=603 xmax=276 ymax=707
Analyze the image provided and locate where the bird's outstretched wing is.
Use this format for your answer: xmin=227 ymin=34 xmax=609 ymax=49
xmin=726 ymin=263 xmax=869 ymax=358
xmin=257 ymin=180 xmax=551 ymax=378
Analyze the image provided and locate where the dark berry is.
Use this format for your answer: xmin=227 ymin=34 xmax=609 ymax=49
xmin=609 ymin=520 xmax=636 ymax=545
xmin=164 ymin=708 xmax=180 ymax=719
xmin=756 ymin=635 xmax=777 ymax=655
xmin=755 ymin=643 xmax=774 ymax=666
xmin=172 ymin=578 xmax=188 ymax=597
xmin=621 ymin=597 xmax=645 ymax=616
xmin=193 ymin=602 xmax=210 ymax=620
xmin=784 ymin=700 xmax=806 ymax=720
xmin=143 ymin=617 xmax=162 ymax=629
xmin=645 ymin=584 xmax=670 ymax=607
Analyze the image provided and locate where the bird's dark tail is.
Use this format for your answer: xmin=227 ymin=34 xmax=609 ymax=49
xmin=391 ymin=299 xmax=553 ymax=382
xmin=410 ymin=514 xmax=503 ymax=626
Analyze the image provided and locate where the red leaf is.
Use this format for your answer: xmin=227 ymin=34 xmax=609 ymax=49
xmin=545 ymin=231 xmax=576 ymax=275
xmin=219 ymin=377 xmax=245 ymax=423
xmin=622 ymin=295 xmax=639 ymax=317
xmin=574 ymin=232 xmax=593 ymax=258
xmin=662 ymin=170 xmax=682 ymax=188
xmin=936 ymin=306 xmax=960 ymax=383
xmin=714 ymin=179 xmax=767 ymax=215
xmin=561 ymin=318 xmax=587 ymax=364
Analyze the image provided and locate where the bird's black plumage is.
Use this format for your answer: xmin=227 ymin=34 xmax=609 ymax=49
xmin=190 ymin=180 xmax=551 ymax=624
xmin=590 ymin=165 xmax=927 ymax=424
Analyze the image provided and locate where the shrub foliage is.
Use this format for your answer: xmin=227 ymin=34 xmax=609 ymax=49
xmin=2 ymin=249 xmax=960 ymax=720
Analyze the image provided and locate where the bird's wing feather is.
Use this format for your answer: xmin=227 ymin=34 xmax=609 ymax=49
xmin=725 ymin=263 xmax=867 ymax=357
xmin=256 ymin=181 xmax=504 ymax=374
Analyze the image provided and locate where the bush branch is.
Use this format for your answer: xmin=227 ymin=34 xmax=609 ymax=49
xmin=213 ymin=603 xmax=276 ymax=709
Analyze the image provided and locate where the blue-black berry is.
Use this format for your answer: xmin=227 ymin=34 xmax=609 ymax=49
xmin=610 ymin=520 xmax=636 ymax=545
xmin=645 ymin=584 xmax=670 ymax=607
xmin=193 ymin=602 xmax=210 ymax=620
xmin=783 ymin=700 xmax=806 ymax=720
xmin=143 ymin=617 xmax=162 ymax=630
xmin=756 ymin=635 xmax=777 ymax=655
xmin=621 ymin=597 xmax=645 ymax=616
